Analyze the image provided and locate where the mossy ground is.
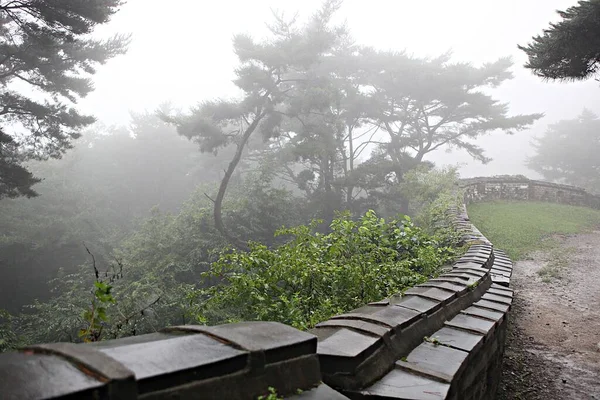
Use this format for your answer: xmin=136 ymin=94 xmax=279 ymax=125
xmin=467 ymin=201 xmax=600 ymax=260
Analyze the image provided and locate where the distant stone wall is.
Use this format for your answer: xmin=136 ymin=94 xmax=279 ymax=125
xmin=462 ymin=175 xmax=600 ymax=209
xmin=0 ymin=197 xmax=516 ymax=399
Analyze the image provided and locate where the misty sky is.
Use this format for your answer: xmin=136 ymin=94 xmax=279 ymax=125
xmin=80 ymin=0 xmax=600 ymax=178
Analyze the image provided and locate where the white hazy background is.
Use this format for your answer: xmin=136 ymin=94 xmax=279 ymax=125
xmin=80 ymin=0 xmax=600 ymax=178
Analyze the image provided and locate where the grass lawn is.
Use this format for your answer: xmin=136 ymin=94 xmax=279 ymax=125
xmin=467 ymin=201 xmax=600 ymax=260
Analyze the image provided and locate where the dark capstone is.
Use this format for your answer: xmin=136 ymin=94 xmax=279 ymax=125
xmin=164 ymin=322 xmax=317 ymax=364
xmin=26 ymin=342 xmax=134 ymax=381
xmin=474 ymin=299 xmax=510 ymax=313
xmin=397 ymin=342 xmax=469 ymax=383
xmin=438 ymin=273 xmax=480 ymax=286
xmin=317 ymin=327 xmax=379 ymax=358
xmin=287 ymin=383 xmax=349 ymax=399
xmin=452 ymin=261 xmax=487 ymax=270
xmin=0 ymin=352 xmax=105 ymax=400
xmin=445 ymin=314 xmax=496 ymax=335
xmin=490 ymin=275 xmax=510 ymax=287
xmin=490 ymin=269 xmax=511 ymax=279
xmin=451 ymin=268 xmax=487 ymax=278
xmin=395 ymin=295 xmax=441 ymax=314
xmin=481 ymin=293 xmax=513 ymax=306
xmin=368 ymin=299 xmax=391 ymax=306
xmin=488 ymin=287 xmax=513 ymax=298
xmin=431 ymin=327 xmax=484 ymax=353
xmin=403 ymin=287 xmax=456 ymax=304
xmin=491 ymin=265 xmax=512 ymax=273
xmin=316 ymin=319 xmax=390 ymax=337
xmin=430 ymin=277 xmax=469 ymax=286
xmin=89 ymin=332 xmax=174 ymax=349
xmin=360 ymin=368 xmax=450 ymax=399
xmin=418 ymin=281 xmax=468 ymax=296
xmin=331 ymin=304 xmax=421 ymax=330
xmin=98 ymin=332 xmax=247 ymax=394
xmin=24 ymin=341 xmax=136 ymax=400
xmin=490 ymin=283 xmax=513 ymax=292
xmin=461 ymin=306 xmax=504 ymax=322
xmin=451 ymin=267 xmax=487 ymax=277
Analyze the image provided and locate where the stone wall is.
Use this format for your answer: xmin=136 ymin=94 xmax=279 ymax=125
xmin=0 ymin=198 xmax=515 ymax=400
xmin=462 ymin=175 xmax=600 ymax=209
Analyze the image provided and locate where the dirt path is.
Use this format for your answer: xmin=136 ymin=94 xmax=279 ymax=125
xmin=498 ymin=231 xmax=600 ymax=399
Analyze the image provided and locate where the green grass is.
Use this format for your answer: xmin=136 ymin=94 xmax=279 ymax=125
xmin=467 ymin=201 xmax=600 ymax=260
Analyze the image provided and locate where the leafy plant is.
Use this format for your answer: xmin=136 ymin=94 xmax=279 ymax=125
xmin=190 ymin=210 xmax=457 ymax=330
xmin=78 ymin=246 xmax=119 ymax=343
xmin=257 ymin=387 xmax=284 ymax=400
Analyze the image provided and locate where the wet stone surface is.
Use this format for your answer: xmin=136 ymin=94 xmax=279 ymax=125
xmin=432 ymin=327 xmax=484 ymax=353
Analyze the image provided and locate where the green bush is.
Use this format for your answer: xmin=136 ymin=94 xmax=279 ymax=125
xmin=190 ymin=210 xmax=457 ymax=330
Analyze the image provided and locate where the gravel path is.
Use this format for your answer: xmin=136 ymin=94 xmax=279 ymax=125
xmin=497 ymin=231 xmax=600 ymax=399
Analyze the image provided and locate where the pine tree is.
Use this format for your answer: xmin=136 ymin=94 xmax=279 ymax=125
xmin=528 ymin=109 xmax=600 ymax=193
xmin=519 ymin=0 xmax=600 ymax=81
xmin=0 ymin=0 xmax=129 ymax=199
xmin=167 ymin=0 xmax=345 ymax=248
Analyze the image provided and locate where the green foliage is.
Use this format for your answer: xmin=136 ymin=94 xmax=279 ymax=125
xmin=78 ymin=255 xmax=119 ymax=343
xmin=0 ymin=112 xmax=228 ymax=313
xmin=0 ymin=310 xmax=21 ymax=352
xmin=527 ymin=109 xmax=600 ymax=194
xmin=519 ymin=0 xmax=600 ymax=81
xmin=467 ymin=201 xmax=600 ymax=260
xmin=257 ymin=387 xmax=284 ymax=400
xmin=190 ymin=210 xmax=457 ymax=330
xmin=423 ymin=336 xmax=441 ymax=345
xmin=10 ymin=175 xmax=306 ymax=346
xmin=393 ymin=166 xmax=464 ymax=249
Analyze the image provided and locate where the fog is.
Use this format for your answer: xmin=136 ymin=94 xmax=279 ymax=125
xmin=82 ymin=0 xmax=600 ymax=177
xmin=1 ymin=0 xmax=599 ymax=349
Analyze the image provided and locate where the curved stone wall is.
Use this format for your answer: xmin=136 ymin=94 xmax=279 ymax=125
xmin=462 ymin=175 xmax=600 ymax=209
xmin=0 ymin=193 xmax=516 ymax=400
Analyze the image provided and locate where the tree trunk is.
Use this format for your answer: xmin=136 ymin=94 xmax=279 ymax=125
xmin=213 ymin=114 xmax=264 ymax=251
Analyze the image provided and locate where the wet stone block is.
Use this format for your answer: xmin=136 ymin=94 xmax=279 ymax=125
xmin=430 ymin=277 xmax=470 ymax=286
xmin=452 ymin=261 xmax=488 ymax=270
xmin=431 ymin=327 xmax=484 ymax=353
xmin=403 ymin=287 xmax=456 ymax=304
xmin=474 ymin=299 xmax=510 ymax=313
xmin=287 ymin=383 xmax=349 ymax=399
xmin=395 ymin=295 xmax=441 ymax=314
xmin=360 ymin=368 xmax=450 ymax=400
xmin=451 ymin=268 xmax=487 ymax=277
xmin=490 ymin=283 xmax=513 ymax=293
xmin=491 ymin=265 xmax=512 ymax=274
xmin=481 ymin=293 xmax=513 ymax=306
xmin=445 ymin=314 xmax=496 ymax=336
xmin=490 ymin=269 xmax=511 ymax=279
xmin=165 ymin=321 xmax=317 ymax=362
xmin=316 ymin=319 xmax=390 ymax=337
xmin=330 ymin=305 xmax=421 ymax=330
xmin=487 ymin=288 xmax=513 ymax=298
xmin=461 ymin=306 xmax=504 ymax=322
xmin=419 ymin=281 xmax=468 ymax=296
xmin=439 ymin=273 xmax=481 ymax=286
xmin=98 ymin=332 xmax=247 ymax=394
xmin=490 ymin=275 xmax=510 ymax=287
xmin=316 ymin=328 xmax=379 ymax=359
xmin=0 ymin=352 xmax=107 ymax=400
xmin=398 ymin=342 xmax=469 ymax=383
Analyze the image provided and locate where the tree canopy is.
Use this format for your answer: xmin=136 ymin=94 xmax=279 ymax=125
xmin=0 ymin=0 xmax=129 ymax=199
xmin=519 ymin=0 xmax=600 ymax=81
xmin=528 ymin=109 xmax=600 ymax=193
xmin=170 ymin=3 xmax=541 ymax=242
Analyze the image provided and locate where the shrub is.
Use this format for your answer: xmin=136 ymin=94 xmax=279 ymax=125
xmin=190 ymin=210 xmax=457 ymax=330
